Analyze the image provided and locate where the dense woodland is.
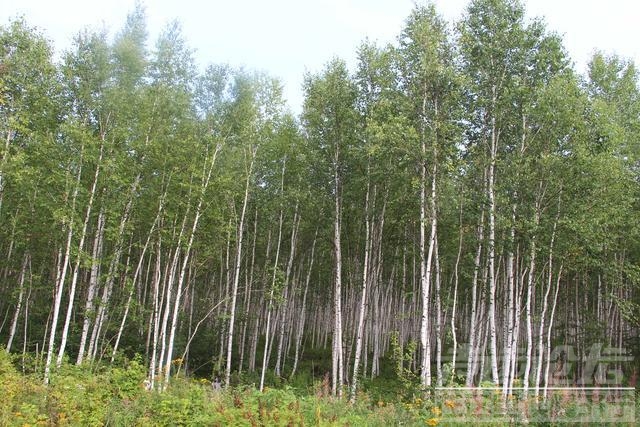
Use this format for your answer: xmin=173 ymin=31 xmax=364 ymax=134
xmin=1 ymin=0 xmax=639 ymax=406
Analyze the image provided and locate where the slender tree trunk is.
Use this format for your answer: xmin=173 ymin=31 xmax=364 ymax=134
xmin=543 ymin=265 xmax=563 ymax=400
xmin=148 ymin=240 xmax=163 ymax=389
xmin=165 ymin=144 xmax=220 ymax=387
xmin=350 ymin=174 xmax=372 ymax=402
xmin=535 ymin=195 xmax=560 ymax=397
xmin=466 ymin=207 xmax=485 ymax=386
xmin=450 ymin=197 xmax=463 ymax=383
xmin=224 ymin=146 xmax=256 ymax=387
xmin=7 ymin=253 xmax=29 ymax=352
xmin=420 ymin=149 xmax=437 ymax=390
xmin=158 ymin=238 xmax=184 ymax=389
xmin=275 ymin=203 xmax=300 ymax=377
xmin=290 ymin=230 xmax=317 ymax=379
xmin=44 ymin=147 xmax=84 ymax=384
xmin=84 ymin=171 xmax=150 ymax=364
xmin=435 ymin=236 xmax=443 ymax=387
xmin=58 ymin=142 xmax=104 ymax=366
xmin=502 ymin=203 xmax=517 ymax=397
xmin=260 ymin=160 xmax=285 ymax=392
xmin=523 ymin=200 xmax=541 ymax=397
xmin=111 ymin=217 xmax=156 ymax=362
xmin=332 ymin=148 xmax=344 ymax=397
xmin=487 ymin=91 xmax=500 ymax=386
xmin=76 ymin=207 xmax=105 ymax=364
xmin=239 ymin=208 xmax=259 ymax=373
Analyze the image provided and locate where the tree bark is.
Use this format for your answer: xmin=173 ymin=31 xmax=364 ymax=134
xmin=7 ymin=253 xmax=29 ymax=352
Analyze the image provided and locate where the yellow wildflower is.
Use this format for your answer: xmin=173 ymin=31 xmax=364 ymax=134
xmin=431 ymin=406 xmax=442 ymax=416
xmin=426 ymin=417 xmax=440 ymax=426
xmin=444 ymin=399 xmax=456 ymax=409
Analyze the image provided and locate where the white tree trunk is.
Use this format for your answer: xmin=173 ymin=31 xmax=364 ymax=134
xmin=535 ymin=199 xmax=559 ymax=396
xmin=7 ymin=253 xmax=29 ymax=352
xmin=224 ymin=146 xmax=254 ymax=387
xmin=290 ymin=230 xmax=317 ymax=378
xmin=488 ymin=86 xmax=500 ymax=386
xmin=58 ymin=143 xmax=104 ymax=366
xmin=275 ymin=203 xmax=300 ymax=377
xmin=84 ymin=171 xmax=145 ymax=364
xmin=522 ymin=205 xmax=540 ymax=397
xmin=435 ymin=236 xmax=443 ymax=387
xmin=420 ymin=154 xmax=437 ymax=390
xmin=466 ymin=208 xmax=485 ymax=386
xmin=260 ymin=160 xmax=285 ymax=392
xmin=44 ymin=148 xmax=84 ymax=384
xmin=502 ymin=204 xmax=517 ymax=396
xmin=350 ymin=177 xmax=372 ymax=402
xmin=543 ymin=265 xmax=563 ymax=400
xmin=332 ymin=150 xmax=344 ymax=397
xmin=76 ymin=208 xmax=105 ymax=364
xmin=165 ymin=144 xmax=219 ymax=388
xmin=450 ymin=199 xmax=463 ymax=383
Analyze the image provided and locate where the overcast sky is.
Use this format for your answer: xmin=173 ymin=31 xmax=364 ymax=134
xmin=3 ymin=0 xmax=639 ymax=113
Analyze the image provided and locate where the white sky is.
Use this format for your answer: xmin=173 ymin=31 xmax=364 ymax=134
xmin=2 ymin=0 xmax=639 ymax=113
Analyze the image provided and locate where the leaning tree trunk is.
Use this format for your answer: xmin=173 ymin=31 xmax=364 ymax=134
xmin=7 ymin=253 xmax=29 ymax=352
xmin=165 ymin=144 xmax=220 ymax=388
xmin=58 ymin=142 xmax=104 ymax=367
xmin=83 ymin=171 xmax=148 ymax=364
xmin=44 ymin=146 xmax=84 ymax=385
xmin=110 ymin=186 xmax=169 ymax=363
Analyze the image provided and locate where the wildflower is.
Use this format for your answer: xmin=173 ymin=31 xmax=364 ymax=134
xmin=414 ymin=397 xmax=423 ymax=405
xmin=444 ymin=399 xmax=455 ymax=409
xmin=426 ymin=417 xmax=440 ymax=426
xmin=431 ymin=406 xmax=442 ymax=416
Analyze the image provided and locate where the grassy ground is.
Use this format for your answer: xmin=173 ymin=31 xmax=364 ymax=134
xmin=1 ymin=349 xmax=637 ymax=426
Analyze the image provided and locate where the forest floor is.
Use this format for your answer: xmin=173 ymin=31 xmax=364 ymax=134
xmin=1 ymin=349 xmax=637 ymax=426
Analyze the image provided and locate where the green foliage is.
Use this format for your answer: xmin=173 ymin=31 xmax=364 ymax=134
xmin=0 ymin=3 xmax=639 ymax=426
xmin=390 ymin=332 xmax=421 ymax=401
xmin=1 ymin=349 xmax=636 ymax=426
xmin=0 ymin=355 xmax=427 ymax=426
